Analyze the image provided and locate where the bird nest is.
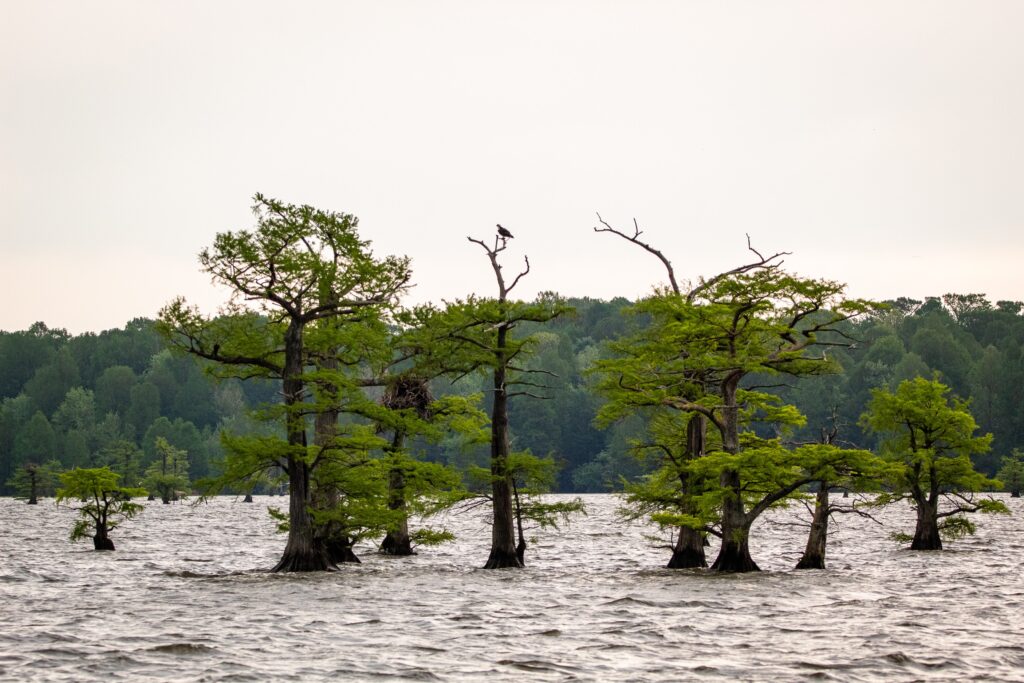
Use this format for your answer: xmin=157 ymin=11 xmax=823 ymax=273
xmin=381 ymin=375 xmax=434 ymax=419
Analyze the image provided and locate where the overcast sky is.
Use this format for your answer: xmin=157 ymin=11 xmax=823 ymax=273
xmin=2 ymin=1 xmax=1022 ymax=334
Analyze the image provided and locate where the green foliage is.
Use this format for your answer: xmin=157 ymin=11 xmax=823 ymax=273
xmin=938 ymin=515 xmax=976 ymax=541
xmin=595 ymin=252 xmax=880 ymax=567
xmin=99 ymin=440 xmax=144 ymax=487
xmin=861 ymin=377 xmax=1008 ymax=544
xmin=409 ymin=528 xmax=456 ymax=547
xmin=861 ymin=377 xmax=994 ymax=489
xmin=6 ymin=280 xmax=1024 ymax=501
xmin=142 ymin=437 xmax=190 ymax=503
xmin=467 ymin=450 xmax=586 ymax=531
xmin=14 ymin=411 xmax=58 ymax=467
xmin=55 ymin=467 xmax=145 ymax=543
xmin=997 ymin=450 xmax=1024 ymax=495
xmin=398 ymin=295 xmax=572 ymax=380
xmin=6 ymin=460 xmax=62 ymax=501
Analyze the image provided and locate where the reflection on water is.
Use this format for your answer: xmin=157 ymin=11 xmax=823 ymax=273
xmin=1 ymin=494 xmax=1023 ymax=681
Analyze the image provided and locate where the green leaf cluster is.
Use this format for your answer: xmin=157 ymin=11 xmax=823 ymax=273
xmin=55 ymin=467 xmax=146 ymax=542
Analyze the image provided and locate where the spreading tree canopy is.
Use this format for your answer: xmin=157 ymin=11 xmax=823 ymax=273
xmin=158 ymin=194 xmax=411 ymax=571
xmin=594 ymin=217 xmax=878 ymax=571
xmin=55 ymin=467 xmax=145 ymax=550
xmin=860 ymin=376 xmax=1008 ymax=549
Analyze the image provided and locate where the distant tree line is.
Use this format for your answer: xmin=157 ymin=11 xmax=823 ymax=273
xmin=3 ymin=294 xmax=1024 ymax=498
xmin=0 ymin=319 xmax=278 ymax=495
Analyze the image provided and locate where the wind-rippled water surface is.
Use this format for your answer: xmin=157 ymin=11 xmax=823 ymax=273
xmin=2 ymin=494 xmax=1023 ymax=682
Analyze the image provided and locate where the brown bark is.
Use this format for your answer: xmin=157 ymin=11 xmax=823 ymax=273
xmin=710 ymin=378 xmax=759 ymax=572
xmin=668 ymin=416 xmax=707 ymax=569
xmin=93 ymin=524 xmax=115 ymax=551
xmin=795 ymin=487 xmax=829 ymax=569
xmin=710 ymin=534 xmax=758 ymax=572
xmin=272 ymin=322 xmax=334 ymax=572
xmin=711 ymin=466 xmax=760 ymax=572
xmin=911 ymin=498 xmax=942 ymax=550
xmin=483 ymin=331 xmax=522 ymax=569
xmin=27 ymin=469 xmax=39 ymax=504
xmin=273 ymin=457 xmax=334 ymax=571
xmin=667 ymin=526 xmax=707 ymax=569
xmin=381 ymin=432 xmax=414 ymax=556
xmin=326 ymin=537 xmax=362 ymax=564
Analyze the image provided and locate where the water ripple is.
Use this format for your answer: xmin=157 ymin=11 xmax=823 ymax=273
xmin=2 ymin=494 xmax=1023 ymax=681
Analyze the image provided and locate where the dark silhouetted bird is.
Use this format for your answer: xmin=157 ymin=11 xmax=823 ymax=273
xmin=497 ymin=224 xmax=514 ymax=239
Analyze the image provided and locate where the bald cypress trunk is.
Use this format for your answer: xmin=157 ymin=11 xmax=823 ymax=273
xmin=381 ymin=431 xmax=414 ymax=556
xmin=27 ymin=468 xmax=39 ymax=504
xmin=710 ymin=380 xmax=759 ymax=572
xmin=668 ymin=526 xmax=707 ymax=569
xmin=667 ymin=416 xmax=707 ymax=569
xmin=484 ymin=329 xmax=522 ymax=569
xmin=711 ymin=466 xmax=759 ymax=572
xmin=272 ymin=323 xmax=333 ymax=572
xmin=911 ymin=498 xmax=942 ymax=550
xmin=93 ymin=522 xmax=115 ymax=551
xmin=795 ymin=487 xmax=829 ymax=569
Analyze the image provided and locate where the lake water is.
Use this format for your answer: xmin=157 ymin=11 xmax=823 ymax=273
xmin=1 ymin=494 xmax=1022 ymax=681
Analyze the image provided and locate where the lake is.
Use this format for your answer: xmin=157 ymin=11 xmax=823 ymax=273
xmin=1 ymin=494 xmax=1022 ymax=681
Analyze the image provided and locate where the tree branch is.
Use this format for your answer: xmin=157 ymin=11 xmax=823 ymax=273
xmin=594 ymin=213 xmax=680 ymax=295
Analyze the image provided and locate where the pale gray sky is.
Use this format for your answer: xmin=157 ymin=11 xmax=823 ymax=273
xmin=2 ymin=1 xmax=1022 ymax=333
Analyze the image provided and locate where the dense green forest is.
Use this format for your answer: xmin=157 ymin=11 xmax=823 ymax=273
xmin=2 ymin=292 xmax=1022 ymax=496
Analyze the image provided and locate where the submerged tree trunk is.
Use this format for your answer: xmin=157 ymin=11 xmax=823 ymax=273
xmin=668 ymin=416 xmax=707 ymax=569
xmin=93 ymin=522 xmax=115 ymax=551
xmin=274 ymin=458 xmax=334 ymax=571
xmin=326 ymin=537 xmax=362 ymax=564
xmin=484 ymin=336 xmax=523 ymax=569
xmin=308 ymin=348 xmax=358 ymax=568
xmin=381 ymin=432 xmax=414 ymax=556
xmin=710 ymin=526 xmax=758 ymax=572
xmin=27 ymin=469 xmax=39 ymax=504
xmin=711 ymin=478 xmax=759 ymax=573
xmin=512 ymin=479 xmax=527 ymax=566
xmin=710 ymin=381 xmax=759 ymax=573
xmin=273 ymin=323 xmax=334 ymax=572
xmin=795 ymin=487 xmax=830 ymax=569
xmin=668 ymin=526 xmax=707 ymax=569
xmin=911 ymin=498 xmax=942 ymax=550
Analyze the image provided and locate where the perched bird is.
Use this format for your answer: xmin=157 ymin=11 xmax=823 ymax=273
xmin=497 ymin=224 xmax=514 ymax=239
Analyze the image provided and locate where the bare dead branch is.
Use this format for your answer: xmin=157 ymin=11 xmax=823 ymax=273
xmin=594 ymin=213 xmax=680 ymax=294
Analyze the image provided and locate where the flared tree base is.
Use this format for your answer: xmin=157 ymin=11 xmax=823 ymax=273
xmin=710 ymin=541 xmax=760 ymax=573
xmin=272 ymin=547 xmax=336 ymax=572
xmin=93 ymin=536 xmax=115 ymax=551
xmin=910 ymin=516 xmax=942 ymax=550
xmin=326 ymin=539 xmax=361 ymax=564
xmin=667 ymin=547 xmax=707 ymax=569
xmin=380 ymin=532 xmax=414 ymax=556
xmin=483 ymin=547 xmax=524 ymax=569
xmin=794 ymin=553 xmax=825 ymax=570
xmin=668 ymin=527 xmax=707 ymax=569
